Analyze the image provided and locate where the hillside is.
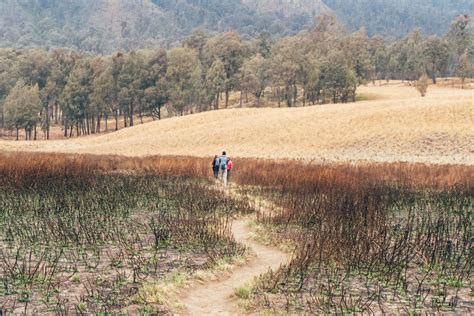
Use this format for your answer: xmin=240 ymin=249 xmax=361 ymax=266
xmin=325 ymin=0 xmax=473 ymax=38
xmin=2 ymin=83 xmax=473 ymax=165
xmin=242 ymin=0 xmax=330 ymax=16
xmin=0 ymin=0 xmax=472 ymax=52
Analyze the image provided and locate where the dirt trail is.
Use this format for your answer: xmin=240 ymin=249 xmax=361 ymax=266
xmin=181 ymin=216 xmax=289 ymax=315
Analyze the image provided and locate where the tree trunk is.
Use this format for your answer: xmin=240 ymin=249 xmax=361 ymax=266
xmin=45 ymin=103 xmax=50 ymax=140
xmin=86 ymin=115 xmax=90 ymax=135
xmin=16 ymin=128 xmax=19 ymax=141
xmin=302 ymin=87 xmax=306 ymax=107
xmin=277 ymin=87 xmax=281 ymax=108
xmin=54 ymin=102 xmax=59 ymax=124
xmin=34 ymin=125 xmax=37 ymax=140
xmin=97 ymin=115 xmax=101 ymax=133
xmin=130 ymin=103 xmax=134 ymax=126
xmin=225 ymin=90 xmax=229 ymax=108
xmin=64 ymin=120 xmax=68 ymax=137
xmin=240 ymin=90 xmax=243 ymax=108
xmin=0 ymin=108 xmax=5 ymax=137
xmin=286 ymin=85 xmax=292 ymax=107
xmin=123 ymin=111 xmax=127 ymax=128
xmin=293 ymin=84 xmax=298 ymax=107
xmin=115 ymin=110 xmax=119 ymax=131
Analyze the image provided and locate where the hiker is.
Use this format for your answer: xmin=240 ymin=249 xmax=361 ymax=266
xmin=219 ymin=151 xmax=228 ymax=185
xmin=226 ymin=157 xmax=233 ymax=185
xmin=211 ymin=155 xmax=220 ymax=179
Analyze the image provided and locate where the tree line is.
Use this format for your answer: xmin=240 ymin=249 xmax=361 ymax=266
xmin=0 ymin=15 xmax=472 ymax=140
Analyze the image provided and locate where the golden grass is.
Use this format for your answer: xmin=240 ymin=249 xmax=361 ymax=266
xmin=1 ymin=83 xmax=472 ymax=165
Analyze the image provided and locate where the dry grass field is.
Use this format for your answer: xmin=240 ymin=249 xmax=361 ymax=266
xmin=1 ymin=82 xmax=473 ymax=164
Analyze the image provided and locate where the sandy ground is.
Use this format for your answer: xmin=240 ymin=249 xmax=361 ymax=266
xmin=181 ymin=218 xmax=289 ymax=315
xmin=1 ymin=83 xmax=473 ymax=164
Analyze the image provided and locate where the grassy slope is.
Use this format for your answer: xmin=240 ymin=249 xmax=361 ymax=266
xmin=1 ymin=83 xmax=473 ymax=165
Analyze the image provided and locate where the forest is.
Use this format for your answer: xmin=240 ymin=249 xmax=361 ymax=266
xmin=324 ymin=0 xmax=473 ymax=38
xmin=0 ymin=14 xmax=472 ymax=140
xmin=0 ymin=0 xmax=472 ymax=53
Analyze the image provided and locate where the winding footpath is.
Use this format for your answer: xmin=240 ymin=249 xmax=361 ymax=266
xmin=181 ymin=190 xmax=289 ymax=315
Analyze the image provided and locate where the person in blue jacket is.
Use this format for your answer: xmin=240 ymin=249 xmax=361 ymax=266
xmin=211 ymin=155 xmax=220 ymax=179
xmin=219 ymin=151 xmax=228 ymax=185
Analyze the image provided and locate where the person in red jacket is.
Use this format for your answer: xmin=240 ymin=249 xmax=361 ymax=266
xmin=226 ymin=157 xmax=233 ymax=185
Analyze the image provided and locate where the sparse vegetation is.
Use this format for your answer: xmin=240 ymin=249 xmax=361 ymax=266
xmin=234 ymin=283 xmax=252 ymax=300
xmin=0 ymin=153 xmax=250 ymax=314
xmin=0 ymin=153 xmax=471 ymax=314
xmin=233 ymin=160 xmax=473 ymax=314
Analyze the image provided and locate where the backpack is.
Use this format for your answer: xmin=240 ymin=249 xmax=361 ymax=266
xmin=220 ymin=156 xmax=227 ymax=170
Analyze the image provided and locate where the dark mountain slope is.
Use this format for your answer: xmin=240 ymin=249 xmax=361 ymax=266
xmin=325 ymin=0 xmax=473 ymax=38
xmin=0 ymin=0 xmax=471 ymax=52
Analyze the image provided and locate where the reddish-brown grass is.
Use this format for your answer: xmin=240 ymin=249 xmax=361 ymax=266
xmin=1 ymin=152 xmax=471 ymax=190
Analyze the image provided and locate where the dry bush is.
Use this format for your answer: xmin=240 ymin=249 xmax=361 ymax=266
xmin=415 ymin=74 xmax=430 ymax=97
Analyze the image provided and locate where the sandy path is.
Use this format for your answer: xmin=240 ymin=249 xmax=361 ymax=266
xmin=181 ymin=217 xmax=289 ymax=315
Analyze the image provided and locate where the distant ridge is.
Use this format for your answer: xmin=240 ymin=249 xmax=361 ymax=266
xmin=0 ymin=0 xmax=471 ymax=52
xmin=242 ymin=0 xmax=331 ymax=16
